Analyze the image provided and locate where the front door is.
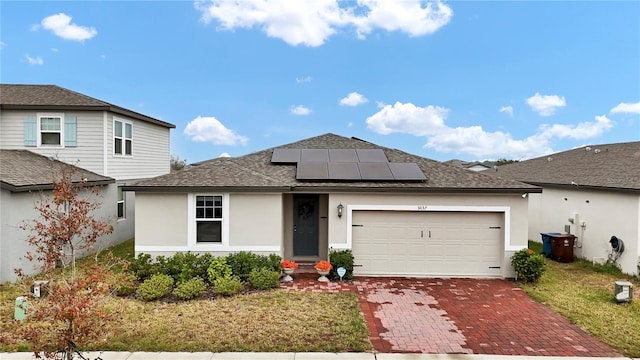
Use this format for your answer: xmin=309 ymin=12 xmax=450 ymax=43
xmin=293 ymin=195 xmax=319 ymax=257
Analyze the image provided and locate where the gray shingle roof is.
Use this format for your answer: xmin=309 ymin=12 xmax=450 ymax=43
xmin=0 ymin=84 xmax=175 ymax=129
xmin=0 ymin=150 xmax=114 ymax=192
xmin=489 ymin=141 xmax=640 ymax=191
xmin=125 ymin=133 xmax=539 ymax=193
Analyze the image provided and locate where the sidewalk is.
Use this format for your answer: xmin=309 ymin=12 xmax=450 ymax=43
xmin=0 ymin=353 xmax=634 ymax=360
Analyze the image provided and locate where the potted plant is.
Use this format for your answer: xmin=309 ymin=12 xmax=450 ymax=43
xmin=280 ymin=260 xmax=298 ymax=281
xmin=314 ymin=260 xmax=333 ymax=282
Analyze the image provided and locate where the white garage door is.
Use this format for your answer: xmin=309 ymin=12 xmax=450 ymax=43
xmin=352 ymin=211 xmax=503 ymax=277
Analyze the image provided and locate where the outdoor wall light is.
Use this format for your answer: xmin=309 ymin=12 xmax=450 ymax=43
xmin=337 ymin=203 xmax=344 ymax=218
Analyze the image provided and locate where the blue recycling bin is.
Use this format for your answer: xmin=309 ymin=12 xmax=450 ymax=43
xmin=540 ymin=232 xmax=561 ymax=257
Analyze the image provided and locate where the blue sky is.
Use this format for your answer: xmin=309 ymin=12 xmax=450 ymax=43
xmin=2 ymin=1 xmax=639 ymax=163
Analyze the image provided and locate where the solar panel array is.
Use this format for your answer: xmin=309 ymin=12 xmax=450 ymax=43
xmin=271 ymin=148 xmax=427 ymax=181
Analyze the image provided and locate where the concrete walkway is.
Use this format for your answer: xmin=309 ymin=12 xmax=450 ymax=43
xmin=0 ymin=353 xmax=634 ymax=360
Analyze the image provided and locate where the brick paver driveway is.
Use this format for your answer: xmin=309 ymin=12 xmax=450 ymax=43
xmin=282 ymin=277 xmax=620 ymax=356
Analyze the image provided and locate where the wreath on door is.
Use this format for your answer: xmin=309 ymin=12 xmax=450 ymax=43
xmin=297 ymin=202 xmax=314 ymax=219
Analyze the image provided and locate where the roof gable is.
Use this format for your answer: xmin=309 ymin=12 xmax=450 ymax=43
xmin=0 ymin=84 xmax=175 ymax=129
xmin=490 ymin=141 xmax=640 ymax=191
xmin=126 ymin=133 xmax=538 ymax=193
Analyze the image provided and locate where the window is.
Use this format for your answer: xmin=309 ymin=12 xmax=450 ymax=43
xmin=40 ymin=116 xmax=62 ymax=146
xmin=117 ymin=187 xmax=125 ymax=219
xmin=114 ymin=120 xmax=132 ymax=156
xmin=195 ymin=195 xmax=222 ymax=243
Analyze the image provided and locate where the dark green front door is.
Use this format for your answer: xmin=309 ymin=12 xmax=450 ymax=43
xmin=293 ymin=195 xmax=319 ymax=257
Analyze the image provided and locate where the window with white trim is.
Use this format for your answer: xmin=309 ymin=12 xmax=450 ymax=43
xmin=40 ymin=115 xmax=62 ymax=146
xmin=114 ymin=120 xmax=132 ymax=156
xmin=117 ymin=187 xmax=126 ymax=219
xmin=195 ymin=195 xmax=223 ymax=243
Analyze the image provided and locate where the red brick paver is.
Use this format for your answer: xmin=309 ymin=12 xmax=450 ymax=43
xmin=280 ymin=275 xmax=621 ymax=357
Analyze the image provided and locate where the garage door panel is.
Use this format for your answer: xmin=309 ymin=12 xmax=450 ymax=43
xmin=352 ymin=211 xmax=503 ymax=277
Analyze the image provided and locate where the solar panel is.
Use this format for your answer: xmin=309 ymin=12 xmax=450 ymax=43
xmin=356 ymin=149 xmax=388 ymax=162
xmin=359 ymin=162 xmax=394 ymax=180
xmin=329 ymin=149 xmax=358 ymax=162
xmin=296 ymin=162 xmax=329 ymax=179
xmin=389 ymin=163 xmax=427 ymax=181
xmin=301 ymin=149 xmax=330 ymax=162
xmin=328 ymin=162 xmax=361 ymax=180
xmin=271 ymin=149 xmax=300 ymax=163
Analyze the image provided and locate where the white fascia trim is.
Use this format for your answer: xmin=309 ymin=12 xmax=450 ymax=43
xmin=135 ymin=245 xmax=281 ymax=253
xmin=346 ymin=204 xmax=517 ymax=251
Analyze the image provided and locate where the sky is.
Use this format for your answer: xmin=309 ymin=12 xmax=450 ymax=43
xmin=2 ymin=1 xmax=639 ymax=164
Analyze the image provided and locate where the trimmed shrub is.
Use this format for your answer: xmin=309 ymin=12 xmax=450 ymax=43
xmin=114 ymin=274 xmax=137 ymax=297
xmin=128 ymin=253 xmax=160 ymax=281
xmin=511 ymin=248 xmax=546 ymax=283
xmin=207 ymin=257 xmax=232 ymax=283
xmin=136 ymin=274 xmax=174 ymax=301
xmin=329 ymin=249 xmax=355 ymax=281
xmin=173 ymin=277 xmax=207 ymax=300
xmin=213 ymin=276 xmax=243 ymax=296
xmin=248 ymin=268 xmax=280 ymax=290
xmin=157 ymin=252 xmax=212 ymax=283
xmin=225 ymin=252 xmax=282 ymax=282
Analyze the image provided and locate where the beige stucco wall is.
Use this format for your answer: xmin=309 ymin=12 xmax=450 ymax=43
xmin=135 ymin=192 xmax=283 ymax=256
xmin=229 ymin=193 xmax=283 ymax=246
xmin=135 ymin=193 xmax=188 ymax=247
xmin=529 ymin=187 xmax=639 ymax=276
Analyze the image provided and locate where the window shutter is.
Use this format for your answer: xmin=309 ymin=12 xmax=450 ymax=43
xmin=64 ymin=116 xmax=77 ymax=147
xmin=24 ymin=115 xmax=37 ymax=147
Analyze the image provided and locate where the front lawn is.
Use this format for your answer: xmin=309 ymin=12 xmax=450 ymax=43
xmin=521 ymin=241 xmax=640 ymax=358
xmin=0 ymin=240 xmax=371 ymax=353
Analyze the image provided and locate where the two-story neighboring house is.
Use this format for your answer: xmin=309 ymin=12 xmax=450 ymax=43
xmin=0 ymin=84 xmax=175 ymax=282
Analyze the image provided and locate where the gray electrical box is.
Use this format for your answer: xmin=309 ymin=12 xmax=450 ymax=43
xmin=614 ymin=281 xmax=633 ymax=303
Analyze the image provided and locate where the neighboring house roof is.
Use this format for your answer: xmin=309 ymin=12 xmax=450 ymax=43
xmin=0 ymin=150 xmax=114 ymax=192
xmin=0 ymin=84 xmax=175 ymax=129
xmin=490 ymin=141 xmax=640 ymax=192
xmin=444 ymin=159 xmax=495 ymax=171
xmin=125 ymin=133 xmax=539 ymax=193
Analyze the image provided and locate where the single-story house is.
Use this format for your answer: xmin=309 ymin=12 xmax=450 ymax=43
xmin=124 ymin=133 xmax=540 ymax=278
xmin=490 ymin=141 xmax=639 ymax=276
xmin=0 ymin=150 xmax=116 ymax=281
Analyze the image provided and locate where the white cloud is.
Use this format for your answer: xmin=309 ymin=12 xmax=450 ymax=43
xmin=366 ymin=101 xmax=614 ymax=159
xmin=50 ymin=48 xmax=59 ymax=52
xmin=0 ymin=41 xmax=6 ymax=49
xmin=610 ymin=101 xmax=640 ymax=114
xmin=25 ymin=54 xmax=43 ymax=65
xmin=194 ymin=0 xmax=452 ymax=47
xmin=339 ymin=92 xmax=369 ymax=106
xmin=290 ymin=105 xmax=311 ymax=115
xmin=526 ymin=93 xmax=566 ymax=116
xmin=41 ymin=13 xmax=97 ymax=41
xmin=366 ymin=101 xmax=448 ymax=136
xmin=218 ymin=152 xmax=231 ymax=158
xmin=296 ymin=76 xmax=312 ymax=83
xmin=536 ymin=115 xmax=613 ymax=140
xmin=499 ymin=105 xmax=513 ymax=117
xmin=184 ymin=116 xmax=248 ymax=145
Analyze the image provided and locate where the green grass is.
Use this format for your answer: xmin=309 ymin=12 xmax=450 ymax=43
xmin=522 ymin=241 xmax=640 ymax=358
